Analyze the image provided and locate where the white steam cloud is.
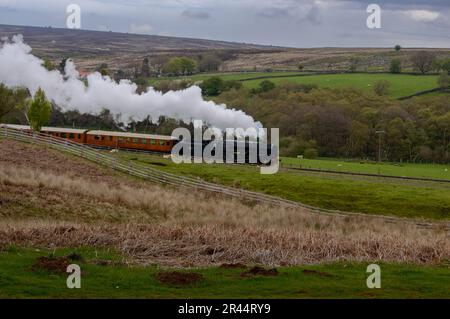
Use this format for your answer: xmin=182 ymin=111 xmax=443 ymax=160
xmin=0 ymin=35 xmax=261 ymax=130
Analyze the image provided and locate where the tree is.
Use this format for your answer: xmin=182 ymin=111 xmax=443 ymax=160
xmin=97 ymin=63 xmax=109 ymax=76
xmin=0 ymin=84 xmax=16 ymax=119
xmin=373 ymin=80 xmax=391 ymax=96
xmin=223 ymin=80 xmax=242 ymax=91
xmin=163 ymin=57 xmax=197 ymax=75
xmin=198 ymin=54 xmax=222 ymax=72
xmin=59 ymin=58 xmax=68 ymax=74
xmin=27 ymin=88 xmax=51 ymax=132
xmin=437 ymin=72 xmax=450 ymax=89
xmin=349 ymin=57 xmax=360 ymax=73
xmin=410 ymin=51 xmax=436 ymax=74
xmin=0 ymin=84 xmax=29 ymax=120
xmin=304 ymin=148 xmax=318 ymax=159
xmin=394 ymin=44 xmax=401 ymax=52
xmin=389 ymin=59 xmax=402 ymax=74
xmin=200 ymin=77 xmax=224 ymax=96
xmin=442 ymin=59 xmax=450 ymax=74
xmin=298 ymin=64 xmax=305 ymax=71
xmin=141 ymin=57 xmax=150 ymax=77
xmin=259 ymin=80 xmax=276 ymax=92
xmin=43 ymin=58 xmax=55 ymax=71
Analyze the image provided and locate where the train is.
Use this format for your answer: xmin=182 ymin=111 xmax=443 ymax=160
xmin=0 ymin=124 xmax=177 ymax=153
xmin=1 ymin=124 xmax=277 ymax=164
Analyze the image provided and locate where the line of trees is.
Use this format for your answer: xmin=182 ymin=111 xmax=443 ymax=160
xmin=214 ymin=82 xmax=450 ymax=163
xmin=0 ymin=84 xmax=52 ymax=131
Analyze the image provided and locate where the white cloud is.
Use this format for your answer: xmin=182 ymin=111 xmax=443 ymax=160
xmin=404 ymin=10 xmax=440 ymax=22
xmin=129 ymin=23 xmax=154 ymax=34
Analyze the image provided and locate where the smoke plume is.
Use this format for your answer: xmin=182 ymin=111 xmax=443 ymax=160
xmin=0 ymin=35 xmax=261 ymax=130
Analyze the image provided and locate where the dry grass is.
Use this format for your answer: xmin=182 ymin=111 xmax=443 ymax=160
xmin=0 ymin=163 xmax=448 ymax=267
xmin=0 ymin=220 xmax=447 ymax=267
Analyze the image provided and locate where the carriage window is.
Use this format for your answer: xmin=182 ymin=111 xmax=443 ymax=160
xmin=109 ymin=136 xmax=113 ymax=141
xmin=94 ymin=135 xmax=100 ymax=140
xmin=159 ymin=140 xmax=165 ymax=146
xmin=61 ymin=133 xmax=67 ymax=138
xmin=142 ymin=139 xmax=147 ymax=144
xmin=78 ymin=134 xmax=81 ymax=139
xmin=69 ymin=133 xmax=75 ymax=139
xmin=127 ymin=138 xmax=131 ymax=142
xmin=150 ymin=139 xmax=156 ymax=145
xmin=118 ymin=137 xmax=124 ymax=142
xmin=133 ymin=138 xmax=139 ymax=143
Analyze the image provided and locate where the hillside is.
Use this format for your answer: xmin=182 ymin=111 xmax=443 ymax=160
xmin=0 ymin=24 xmax=283 ymax=71
xmin=2 ymin=24 xmax=450 ymax=73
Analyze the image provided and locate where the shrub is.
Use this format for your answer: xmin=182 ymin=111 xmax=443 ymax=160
xmin=304 ymin=148 xmax=318 ymax=159
xmin=389 ymin=59 xmax=402 ymax=74
xmin=373 ymin=80 xmax=391 ymax=96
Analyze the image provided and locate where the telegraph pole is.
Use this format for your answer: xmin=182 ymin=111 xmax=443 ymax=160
xmin=375 ymin=130 xmax=385 ymax=162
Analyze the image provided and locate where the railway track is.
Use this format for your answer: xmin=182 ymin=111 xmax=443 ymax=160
xmin=2 ymin=127 xmax=449 ymax=231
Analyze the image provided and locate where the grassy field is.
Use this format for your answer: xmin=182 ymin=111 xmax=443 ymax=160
xmin=1 ymin=247 xmax=448 ymax=299
xmin=152 ymin=72 xmax=440 ymax=99
xmin=282 ymin=157 xmax=450 ymax=181
xmin=148 ymin=71 xmax=308 ymax=85
xmin=115 ymin=152 xmax=450 ymax=220
xmin=243 ymin=73 xmax=439 ymax=98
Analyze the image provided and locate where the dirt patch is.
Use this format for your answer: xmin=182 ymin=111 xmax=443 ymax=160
xmin=156 ymin=271 xmax=204 ymax=286
xmin=67 ymin=253 xmax=84 ymax=262
xmin=220 ymin=263 xmax=247 ymax=269
xmin=202 ymin=247 xmax=225 ymax=256
xmin=0 ymin=140 xmax=131 ymax=187
xmin=241 ymin=266 xmax=278 ymax=277
xmin=302 ymin=269 xmax=332 ymax=278
xmin=32 ymin=256 xmax=70 ymax=273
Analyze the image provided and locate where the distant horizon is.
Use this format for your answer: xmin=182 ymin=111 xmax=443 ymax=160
xmin=1 ymin=23 xmax=449 ymax=50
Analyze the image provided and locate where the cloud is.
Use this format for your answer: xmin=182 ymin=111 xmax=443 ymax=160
xmin=181 ymin=9 xmax=210 ymax=20
xmin=404 ymin=10 xmax=440 ymax=22
xmin=129 ymin=23 xmax=154 ymax=34
xmin=302 ymin=4 xmax=322 ymax=25
xmin=257 ymin=7 xmax=290 ymax=18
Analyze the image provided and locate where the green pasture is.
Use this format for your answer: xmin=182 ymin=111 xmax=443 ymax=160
xmin=114 ymin=152 xmax=450 ymax=220
xmin=281 ymin=157 xmax=450 ymax=181
xmin=1 ymin=247 xmax=448 ymax=299
xmin=242 ymin=73 xmax=439 ymax=98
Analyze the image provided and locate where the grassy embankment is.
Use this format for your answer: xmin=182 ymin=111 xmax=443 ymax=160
xmin=1 ymin=247 xmax=448 ymax=299
xmin=115 ymin=152 xmax=450 ymax=220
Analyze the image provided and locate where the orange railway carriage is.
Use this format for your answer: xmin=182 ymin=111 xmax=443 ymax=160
xmin=41 ymin=127 xmax=88 ymax=143
xmin=0 ymin=124 xmax=88 ymax=143
xmin=86 ymin=130 xmax=177 ymax=153
xmin=1 ymin=124 xmax=178 ymax=153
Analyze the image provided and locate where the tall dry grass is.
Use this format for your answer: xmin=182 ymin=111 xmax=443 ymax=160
xmin=0 ymin=164 xmax=448 ymax=267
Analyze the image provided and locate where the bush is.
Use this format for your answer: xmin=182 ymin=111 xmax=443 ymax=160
xmin=390 ymin=59 xmax=402 ymax=74
xmin=373 ymin=80 xmax=391 ymax=96
xmin=304 ymin=148 xmax=318 ymax=159
xmin=200 ymin=77 xmax=224 ymax=96
xmin=437 ymin=72 xmax=450 ymax=89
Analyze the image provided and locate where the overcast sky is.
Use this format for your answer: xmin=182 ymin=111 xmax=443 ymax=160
xmin=0 ymin=0 xmax=449 ymax=47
